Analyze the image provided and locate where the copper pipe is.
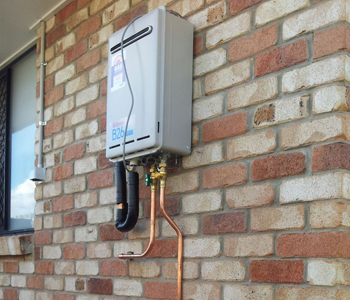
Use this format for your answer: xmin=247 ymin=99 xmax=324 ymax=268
xmin=118 ymin=175 xmax=157 ymax=259
xmin=160 ymin=170 xmax=183 ymax=300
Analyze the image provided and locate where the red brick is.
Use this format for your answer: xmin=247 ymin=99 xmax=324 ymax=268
xmin=230 ymin=0 xmax=265 ymax=15
xmin=229 ymin=24 xmax=278 ymax=62
xmin=314 ymin=25 xmax=350 ymax=59
xmin=115 ymin=3 xmax=147 ymax=31
xmin=203 ymin=163 xmax=247 ymax=189
xmin=145 ymin=282 xmax=177 ymax=300
xmin=77 ymin=15 xmax=101 ymax=41
xmin=98 ymin=152 xmax=114 ymax=169
xmin=64 ymin=210 xmax=87 ymax=227
xmin=202 ymin=212 xmax=246 ymax=235
xmin=66 ymin=40 xmax=88 ymax=63
xmin=53 ymin=163 xmax=73 ymax=181
xmin=88 ymin=98 xmax=106 ymax=119
xmin=145 ymin=197 xmax=179 ymax=218
xmin=4 ymin=262 xmax=18 ymax=273
xmin=194 ymin=35 xmax=204 ymax=57
xmin=34 ymin=246 xmax=41 ymax=260
xmin=202 ymin=113 xmax=247 ymax=143
xmin=139 ymin=182 xmax=151 ymax=200
xmin=100 ymin=224 xmax=126 ymax=241
xmin=63 ymin=245 xmax=85 ymax=260
xmin=255 ymin=39 xmax=308 ymax=77
xmin=77 ymin=49 xmax=101 ymax=74
xmin=88 ymin=170 xmax=113 ymax=189
xmin=53 ymin=196 xmax=74 ymax=212
xmin=63 ymin=142 xmax=85 ymax=162
xmin=45 ymin=118 xmax=64 ymax=137
xmin=145 ymin=239 xmax=177 ymax=258
xmin=56 ymin=0 xmax=77 ymax=24
xmin=251 ymin=152 xmax=306 ymax=182
xmin=87 ymin=278 xmax=113 ymax=295
xmin=45 ymin=86 xmax=64 ymax=107
xmin=34 ymin=231 xmax=52 ymax=245
xmin=27 ymin=276 xmax=44 ymax=289
xmin=4 ymin=289 xmax=17 ymax=300
xmin=45 ymin=77 xmax=54 ymax=93
xmin=100 ymin=260 xmax=127 ymax=277
xmin=249 ymin=260 xmax=304 ymax=284
xmin=77 ymin=0 xmax=93 ymax=9
xmin=100 ymin=78 xmax=107 ymax=96
xmin=100 ymin=115 xmax=107 ymax=132
xmin=277 ymin=232 xmax=350 ymax=258
xmin=36 ymin=261 xmax=54 ymax=275
xmin=54 ymin=294 xmax=75 ymax=300
xmin=46 ymin=24 xmax=66 ymax=47
xmin=312 ymin=142 xmax=350 ymax=172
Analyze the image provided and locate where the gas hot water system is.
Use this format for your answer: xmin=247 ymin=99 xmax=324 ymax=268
xmin=106 ymin=6 xmax=193 ymax=299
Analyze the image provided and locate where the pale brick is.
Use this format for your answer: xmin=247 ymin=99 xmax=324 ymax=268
xmin=55 ymin=261 xmax=75 ymax=275
xmin=188 ymin=0 xmax=226 ymax=32
xmin=148 ymin=0 xmax=176 ymax=11
xmin=45 ymin=277 xmax=64 ymax=291
xmin=202 ymin=260 xmax=245 ymax=281
xmin=76 ymin=84 xmax=99 ymax=107
xmin=227 ymin=130 xmax=276 ymax=161
xmin=182 ymin=191 xmax=222 ymax=214
xmin=184 ymin=237 xmax=220 ymax=258
xmin=87 ymin=207 xmax=113 ymax=224
xmin=227 ymin=76 xmax=278 ymax=111
xmin=183 ymin=282 xmax=221 ymax=300
xmin=169 ymin=0 xmax=204 ymax=17
xmin=65 ymin=107 xmax=86 ymax=128
xmin=55 ymin=64 xmax=76 ymax=86
xmin=90 ymin=0 xmax=114 ymax=15
xmin=87 ymin=243 xmax=112 ymax=258
xmin=86 ymin=134 xmax=106 ymax=153
xmin=65 ymin=277 xmax=86 ymax=292
xmin=193 ymin=79 xmax=201 ymax=100
xmin=102 ymin=0 xmax=129 ymax=24
xmin=166 ymin=171 xmax=199 ymax=195
xmin=66 ymin=8 xmax=89 ymax=32
xmin=66 ymin=73 xmax=88 ymax=96
xmin=35 ymin=201 xmax=51 ymax=215
xmin=44 ymin=151 xmax=62 ymax=168
xmin=64 ymin=176 xmax=86 ymax=194
xmin=251 ymin=206 xmax=305 ymax=231
xmin=163 ymin=261 xmax=199 ymax=280
xmin=0 ymin=275 xmax=10 ymax=286
xmin=276 ymin=287 xmax=339 ymax=299
xmin=128 ymin=219 xmax=160 ymax=240
xmin=56 ymin=32 xmax=76 ymax=54
xmin=224 ymin=285 xmax=274 ymax=300
xmin=75 ymin=226 xmax=98 ymax=242
xmin=46 ymin=55 xmax=64 ymax=76
xmin=46 ymin=16 xmax=55 ymax=32
xmin=183 ymin=142 xmax=223 ymax=169
xmin=11 ymin=275 xmax=26 ymax=287
xmin=162 ymin=216 xmax=199 ymax=237
xmin=89 ymin=26 xmax=113 ymax=49
xmin=18 ymin=290 xmax=35 ymax=300
xmin=194 ymin=48 xmax=226 ymax=77
xmin=206 ymin=12 xmax=251 ymax=49
xmin=53 ymin=130 xmax=74 ymax=149
xmin=114 ymin=241 xmax=143 ymax=256
xmin=281 ymin=114 xmax=350 ymax=150
xmin=193 ymin=94 xmax=223 ymax=123
xmin=44 ymin=214 xmax=62 ymax=229
xmin=43 ymin=245 xmax=62 ymax=259
xmin=75 ymin=192 xmax=98 ymax=208
xmin=54 ymin=96 xmax=74 ymax=116
xmin=19 ymin=262 xmax=34 ymax=274
xmin=34 ymin=217 xmax=43 ymax=230
xmin=280 ymin=172 xmax=350 ymax=204
xmin=113 ymin=279 xmax=142 ymax=296
xmin=100 ymin=187 xmax=116 ymax=205
xmin=36 ymin=292 xmax=53 ymax=300
xmin=283 ymin=0 xmax=349 ymax=40
xmin=89 ymin=61 xmax=108 ymax=83
xmin=192 ymin=126 xmax=199 ymax=146
xmin=282 ymin=55 xmax=350 ymax=93
xmin=43 ymin=182 xmax=62 ymax=198
xmin=307 ymin=260 xmax=350 ymax=286
xmin=205 ymin=60 xmax=251 ymax=95
xmin=311 ymin=201 xmax=350 ymax=228
xmin=75 ymin=120 xmax=99 ymax=140
xmin=129 ymin=261 xmax=160 ymax=278
xmin=76 ymin=297 xmax=98 ymax=300
xmin=313 ymin=85 xmax=350 ymax=114
xmin=224 ymin=234 xmax=274 ymax=257
xmin=76 ymin=261 xmax=99 ymax=276
xmin=256 ymin=0 xmax=309 ymax=27
xmin=53 ymin=229 xmax=73 ymax=244
xmin=74 ymin=156 xmax=97 ymax=175
xmin=44 ymin=107 xmax=54 ymax=122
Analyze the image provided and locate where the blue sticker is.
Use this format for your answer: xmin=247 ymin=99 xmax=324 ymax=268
xmin=111 ymin=116 xmax=134 ymax=141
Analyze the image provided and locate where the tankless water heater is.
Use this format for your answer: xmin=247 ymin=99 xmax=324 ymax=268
xmin=106 ymin=6 xmax=194 ymax=162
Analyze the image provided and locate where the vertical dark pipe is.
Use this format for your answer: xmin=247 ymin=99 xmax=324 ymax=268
xmin=115 ymin=162 xmax=127 ymax=225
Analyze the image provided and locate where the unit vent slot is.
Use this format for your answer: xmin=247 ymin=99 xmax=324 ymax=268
xmin=110 ymin=144 xmax=121 ymax=149
xmin=110 ymin=26 xmax=153 ymax=54
xmin=124 ymin=140 xmax=134 ymax=145
xmin=137 ymin=135 xmax=150 ymax=141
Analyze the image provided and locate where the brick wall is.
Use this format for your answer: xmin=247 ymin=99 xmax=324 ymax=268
xmin=1 ymin=0 xmax=350 ymax=299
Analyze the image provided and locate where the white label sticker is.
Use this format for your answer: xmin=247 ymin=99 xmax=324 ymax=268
xmin=111 ymin=115 xmax=135 ymax=142
xmin=111 ymin=51 xmax=126 ymax=92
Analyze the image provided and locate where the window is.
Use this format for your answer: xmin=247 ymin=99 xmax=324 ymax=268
xmin=0 ymin=48 xmax=37 ymax=234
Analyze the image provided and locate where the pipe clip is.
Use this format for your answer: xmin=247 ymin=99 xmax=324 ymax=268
xmin=41 ymin=62 xmax=48 ymax=66
xmin=39 ymin=121 xmax=47 ymax=126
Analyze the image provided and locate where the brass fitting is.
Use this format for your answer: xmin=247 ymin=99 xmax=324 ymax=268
xmin=159 ymin=162 xmax=167 ymax=188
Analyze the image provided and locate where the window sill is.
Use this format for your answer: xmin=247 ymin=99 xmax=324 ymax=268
xmin=0 ymin=234 xmax=32 ymax=256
